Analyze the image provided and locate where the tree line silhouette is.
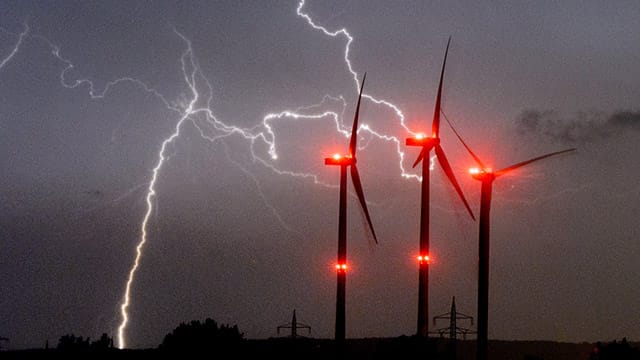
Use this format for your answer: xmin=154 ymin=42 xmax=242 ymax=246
xmin=49 ymin=318 xmax=243 ymax=354
xmin=56 ymin=332 xmax=114 ymax=351
xmin=4 ymin=318 xmax=640 ymax=359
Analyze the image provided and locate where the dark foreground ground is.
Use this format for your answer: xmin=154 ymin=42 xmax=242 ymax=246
xmin=0 ymin=337 xmax=601 ymax=359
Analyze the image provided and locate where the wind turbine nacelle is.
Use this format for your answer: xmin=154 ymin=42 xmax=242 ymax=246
xmin=469 ymin=167 xmax=495 ymax=181
xmin=325 ymin=153 xmax=355 ymax=166
xmin=406 ymin=135 xmax=439 ymax=147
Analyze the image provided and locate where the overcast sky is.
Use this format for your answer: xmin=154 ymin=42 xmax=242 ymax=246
xmin=1 ymin=0 xmax=639 ymax=350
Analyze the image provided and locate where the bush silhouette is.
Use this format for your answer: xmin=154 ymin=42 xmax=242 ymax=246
xmin=56 ymin=333 xmax=113 ymax=352
xmin=57 ymin=334 xmax=90 ymax=351
xmin=159 ymin=318 xmax=245 ymax=353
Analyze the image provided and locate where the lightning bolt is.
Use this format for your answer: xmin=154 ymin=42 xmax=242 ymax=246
xmin=295 ymin=0 xmax=423 ymax=181
xmin=9 ymin=0 xmax=432 ymax=348
xmin=110 ymin=1 xmax=430 ymax=347
xmin=0 ymin=23 xmax=29 ymax=71
xmin=29 ymin=29 xmax=208 ymax=349
xmin=116 ymin=30 xmax=200 ymax=349
xmin=111 ymin=25 xmax=360 ymax=348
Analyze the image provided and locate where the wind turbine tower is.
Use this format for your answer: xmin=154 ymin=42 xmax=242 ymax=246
xmin=405 ymin=37 xmax=475 ymax=338
xmin=324 ymin=73 xmax=378 ymax=345
xmin=446 ymin=118 xmax=575 ymax=360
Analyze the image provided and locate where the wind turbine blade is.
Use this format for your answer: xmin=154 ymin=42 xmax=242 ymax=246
xmin=443 ymin=114 xmax=487 ymax=169
xmin=495 ymin=148 xmax=576 ymax=177
xmin=412 ymin=148 xmax=425 ymax=168
xmin=350 ymin=165 xmax=378 ymax=244
xmin=349 ymin=72 xmax=367 ymax=158
xmin=435 ymin=145 xmax=476 ymax=221
xmin=432 ymin=36 xmax=451 ymax=138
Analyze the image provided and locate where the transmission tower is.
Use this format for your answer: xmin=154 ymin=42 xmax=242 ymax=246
xmin=276 ymin=309 xmax=311 ymax=339
xmin=432 ymin=297 xmax=475 ymax=360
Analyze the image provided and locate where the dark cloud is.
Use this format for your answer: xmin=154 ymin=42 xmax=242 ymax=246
xmin=609 ymin=111 xmax=640 ymax=130
xmin=515 ymin=110 xmax=640 ymax=143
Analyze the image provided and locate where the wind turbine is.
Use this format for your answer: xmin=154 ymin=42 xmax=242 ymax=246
xmin=324 ymin=72 xmax=378 ymax=345
xmin=405 ymin=37 xmax=476 ymax=338
xmin=446 ymin=119 xmax=575 ymax=360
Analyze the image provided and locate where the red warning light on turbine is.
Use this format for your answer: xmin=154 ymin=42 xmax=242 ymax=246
xmin=469 ymin=167 xmax=493 ymax=180
xmin=417 ymin=255 xmax=430 ymax=264
xmin=325 ymin=153 xmax=354 ymax=166
xmin=335 ymin=263 xmax=348 ymax=272
xmin=406 ymin=132 xmax=439 ymax=147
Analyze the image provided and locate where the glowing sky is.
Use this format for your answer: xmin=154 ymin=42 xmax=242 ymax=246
xmin=1 ymin=0 xmax=639 ymax=349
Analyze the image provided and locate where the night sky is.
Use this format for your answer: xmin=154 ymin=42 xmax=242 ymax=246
xmin=1 ymin=0 xmax=639 ymax=350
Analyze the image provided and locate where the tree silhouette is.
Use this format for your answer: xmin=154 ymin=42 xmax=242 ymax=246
xmin=159 ymin=318 xmax=245 ymax=353
xmin=57 ymin=334 xmax=90 ymax=351
xmin=90 ymin=333 xmax=114 ymax=350
xmin=56 ymin=333 xmax=113 ymax=352
xmin=591 ymin=338 xmax=640 ymax=360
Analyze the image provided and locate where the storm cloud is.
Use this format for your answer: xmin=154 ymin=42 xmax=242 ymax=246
xmin=515 ymin=110 xmax=640 ymax=143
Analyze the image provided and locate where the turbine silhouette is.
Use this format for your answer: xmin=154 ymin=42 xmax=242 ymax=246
xmin=446 ymin=118 xmax=576 ymax=360
xmin=405 ymin=37 xmax=475 ymax=338
xmin=324 ymin=73 xmax=378 ymax=346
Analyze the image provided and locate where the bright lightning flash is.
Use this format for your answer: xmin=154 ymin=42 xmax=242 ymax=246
xmin=3 ymin=0 xmax=436 ymax=349
xmin=117 ymin=1 xmax=435 ymax=348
